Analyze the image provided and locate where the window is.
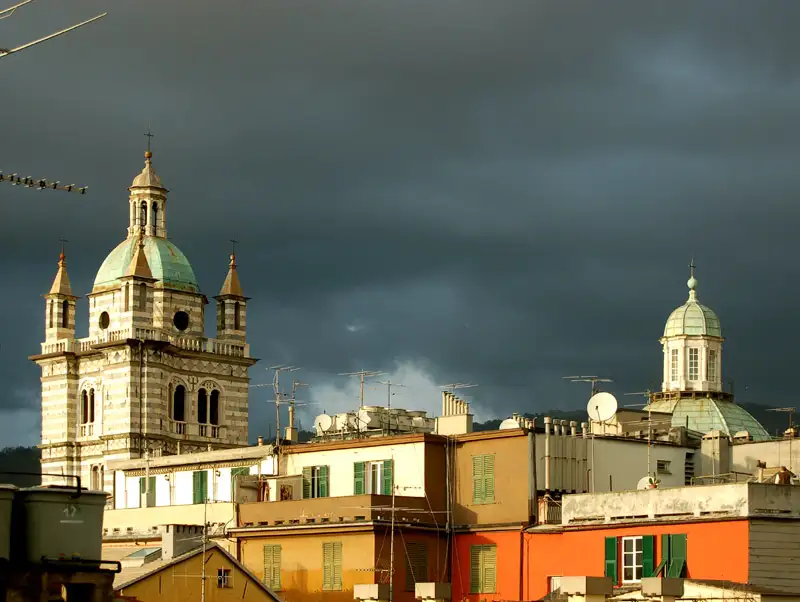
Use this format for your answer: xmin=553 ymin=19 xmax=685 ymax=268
xmin=322 ymin=542 xmax=342 ymax=591
xmin=99 ymin=311 xmax=110 ymax=330
xmin=405 ymin=542 xmax=428 ymax=591
xmin=173 ymin=385 xmax=186 ymax=422
xmin=353 ymin=460 xmax=393 ymax=495
xmin=140 ymin=201 xmax=147 ymax=226
xmin=198 ymin=389 xmax=208 ymax=424
xmin=80 ymin=389 xmax=96 ymax=435
xmin=139 ymin=476 xmax=156 ymax=508
xmin=217 ymin=568 xmax=231 ymax=588
xmin=263 ymin=544 xmax=282 ymax=590
xmin=549 ymin=576 xmax=562 ymax=593
xmin=670 ymin=349 xmax=678 ymax=381
xmin=234 ymin=302 xmax=241 ymax=330
xmin=469 ymin=544 xmax=496 ymax=594
xmin=210 ymin=390 xmax=220 ymax=425
xmin=707 ymin=350 xmax=717 ymax=381
xmin=151 ymin=202 xmax=159 ymax=232
xmin=138 ymin=283 xmax=147 ymax=311
xmin=302 ymin=466 xmax=329 ymax=499
xmin=622 ymin=537 xmax=643 ymax=582
xmin=472 ymin=454 xmax=495 ymax=504
xmin=688 ymin=348 xmax=699 ymax=381
xmin=124 ymin=285 xmax=130 ymax=311
xmin=91 ymin=466 xmax=101 ymax=490
xmin=192 ymin=470 xmax=208 ymax=504
xmin=173 ymin=310 xmax=189 ymax=331
xmin=657 ymin=460 xmax=671 ymax=475
xmin=48 ymin=301 xmax=53 ymax=328
xmin=218 ymin=302 xmax=226 ymax=330
xmin=61 ymin=300 xmax=69 ymax=328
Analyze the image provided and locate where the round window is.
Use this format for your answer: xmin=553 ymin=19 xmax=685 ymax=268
xmin=99 ymin=311 xmax=110 ymax=330
xmin=173 ymin=311 xmax=190 ymax=332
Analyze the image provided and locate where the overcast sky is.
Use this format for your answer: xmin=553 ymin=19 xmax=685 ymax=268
xmin=1 ymin=1 xmax=797 ymax=446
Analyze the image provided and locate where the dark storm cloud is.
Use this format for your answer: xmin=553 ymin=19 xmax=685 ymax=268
xmin=2 ymin=0 xmax=800 ymax=442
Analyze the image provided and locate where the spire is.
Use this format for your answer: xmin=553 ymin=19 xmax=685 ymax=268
xmin=48 ymin=245 xmax=73 ymax=296
xmin=126 ymin=231 xmax=153 ymax=279
xmin=219 ymin=252 xmax=243 ymax=297
xmin=687 ymin=258 xmax=698 ymax=302
xmin=130 ymin=142 xmax=164 ymax=189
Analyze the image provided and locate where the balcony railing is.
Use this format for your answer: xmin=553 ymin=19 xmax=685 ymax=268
xmin=172 ymin=420 xmax=223 ymax=439
xmin=40 ymin=327 xmax=250 ymax=358
xmin=237 ymin=493 xmax=443 ymax=529
xmin=80 ymin=423 xmax=94 ymax=437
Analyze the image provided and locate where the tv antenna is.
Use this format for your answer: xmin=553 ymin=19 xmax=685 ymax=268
xmin=625 ymin=390 xmax=655 ymax=480
xmin=250 ymin=365 xmax=300 ymax=446
xmin=1 ymin=0 xmax=107 ymax=60
xmin=564 ymin=375 xmax=613 ymax=397
xmin=376 ymin=379 xmax=406 ymax=435
xmin=768 ymin=407 xmax=796 ymax=471
xmin=0 ymin=172 xmax=89 ymax=194
xmin=339 ymin=370 xmax=384 ymax=408
xmin=438 ymin=383 xmax=478 ymax=395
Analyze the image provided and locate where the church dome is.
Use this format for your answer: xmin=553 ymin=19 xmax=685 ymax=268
xmin=663 ymin=269 xmax=721 ymax=338
xmin=93 ymin=235 xmax=199 ymax=293
xmin=646 ymin=396 xmax=770 ymax=441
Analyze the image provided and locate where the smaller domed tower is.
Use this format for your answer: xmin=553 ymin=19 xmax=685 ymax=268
xmin=44 ymin=248 xmax=77 ymax=343
xmin=215 ymin=252 xmax=248 ymax=342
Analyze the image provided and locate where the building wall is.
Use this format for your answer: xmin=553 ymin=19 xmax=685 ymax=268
xmin=453 ymin=432 xmax=532 ymax=526
xmin=285 ymin=441 xmax=427 ymax=498
xmin=525 ymin=521 xmax=749 ymax=601
xmin=116 ymin=547 xmax=276 ymax=602
xmin=749 ymin=519 xmax=800 ymax=593
xmin=374 ymin=528 xmax=448 ymax=602
xmin=103 ymin=502 xmax=235 ymax=538
xmin=238 ymin=529 xmax=377 ymax=602
xmin=451 ymin=530 xmax=523 ymax=602
xmin=732 ymin=439 xmax=799 ymax=475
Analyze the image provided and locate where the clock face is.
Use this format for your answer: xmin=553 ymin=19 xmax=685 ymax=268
xmin=173 ymin=311 xmax=190 ymax=332
xmin=99 ymin=311 xmax=110 ymax=330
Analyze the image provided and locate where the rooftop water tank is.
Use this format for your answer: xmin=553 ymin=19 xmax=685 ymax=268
xmin=0 ymin=485 xmax=16 ymax=561
xmin=21 ymin=486 xmax=107 ymax=563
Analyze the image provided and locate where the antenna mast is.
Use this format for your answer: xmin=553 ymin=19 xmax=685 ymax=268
xmin=768 ymin=407 xmax=796 ymax=472
xmin=1 ymin=0 xmax=107 ymax=60
xmin=624 ymin=390 xmax=654 ymax=479
xmin=376 ymin=380 xmax=405 ymax=435
xmin=564 ymin=375 xmax=613 ymax=397
xmin=339 ymin=370 xmax=384 ymax=409
xmin=270 ymin=365 xmax=299 ymax=447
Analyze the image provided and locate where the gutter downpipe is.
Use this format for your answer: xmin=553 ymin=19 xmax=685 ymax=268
xmin=544 ymin=416 xmax=552 ymax=493
xmin=523 ymin=420 xmax=537 ymax=601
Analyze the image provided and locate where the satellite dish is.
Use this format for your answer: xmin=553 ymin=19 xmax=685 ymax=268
xmin=314 ymin=414 xmax=333 ymax=432
xmin=637 ymin=476 xmax=652 ymax=490
xmin=499 ymin=418 xmax=521 ymax=430
xmin=587 ymin=392 xmax=618 ymax=422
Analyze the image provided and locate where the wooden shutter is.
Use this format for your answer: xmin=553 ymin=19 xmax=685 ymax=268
xmin=405 ymin=542 xmax=428 ymax=591
xmin=667 ymin=534 xmax=687 ymax=578
xmin=642 ymin=535 xmax=655 ymax=577
xmin=302 ymin=467 xmax=312 ymax=499
xmin=322 ymin=543 xmax=333 ymax=590
xmin=604 ymin=537 xmax=618 ymax=581
xmin=354 ymin=462 xmax=365 ymax=495
xmin=472 ymin=456 xmax=485 ymax=504
xmin=192 ymin=471 xmax=201 ymax=504
xmin=382 ymin=459 xmax=393 ymax=495
xmin=319 ymin=466 xmax=330 ymax=498
xmin=483 ymin=455 xmax=495 ymax=503
xmin=263 ymin=545 xmax=281 ymax=589
xmin=483 ymin=545 xmax=497 ymax=593
xmin=469 ymin=545 xmax=481 ymax=593
xmin=332 ymin=541 xmax=343 ymax=590
xmin=139 ymin=477 xmax=146 ymax=495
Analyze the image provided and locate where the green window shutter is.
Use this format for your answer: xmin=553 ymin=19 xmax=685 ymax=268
xmin=604 ymin=537 xmax=618 ymax=581
xmin=405 ymin=542 xmax=428 ymax=592
xmin=483 ymin=545 xmax=497 ymax=593
xmin=272 ymin=545 xmax=282 ymax=590
xmin=319 ymin=466 xmax=330 ymax=498
xmin=483 ymin=455 xmax=495 ymax=503
xmin=472 ymin=456 xmax=485 ymax=504
xmin=354 ymin=462 xmax=365 ymax=495
xmin=322 ymin=543 xmax=333 ymax=590
xmin=469 ymin=545 xmax=481 ymax=593
xmin=642 ymin=535 xmax=655 ymax=577
xmin=667 ymin=534 xmax=687 ymax=578
xmin=139 ymin=477 xmax=146 ymax=495
xmin=302 ymin=467 xmax=312 ymax=499
xmin=192 ymin=471 xmax=200 ymax=504
xmin=200 ymin=471 xmax=208 ymax=502
xmin=382 ymin=459 xmax=393 ymax=495
xmin=193 ymin=471 xmax=207 ymax=504
xmin=263 ymin=545 xmax=273 ymax=587
xmin=333 ymin=541 xmax=343 ymax=590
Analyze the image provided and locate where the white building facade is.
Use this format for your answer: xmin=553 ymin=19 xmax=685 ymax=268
xmin=31 ymin=149 xmax=257 ymax=492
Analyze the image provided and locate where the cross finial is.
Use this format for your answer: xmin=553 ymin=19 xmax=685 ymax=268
xmin=58 ymin=237 xmax=68 ymax=260
xmin=689 ymin=258 xmax=696 ymax=279
xmin=144 ymin=127 xmax=154 ymax=153
xmin=230 ymin=238 xmax=239 ymax=256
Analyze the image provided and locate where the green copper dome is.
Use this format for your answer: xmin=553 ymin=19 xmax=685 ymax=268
xmin=93 ymin=236 xmax=199 ymax=293
xmin=646 ymin=396 xmax=771 ymax=441
xmin=663 ymin=270 xmax=721 ymax=338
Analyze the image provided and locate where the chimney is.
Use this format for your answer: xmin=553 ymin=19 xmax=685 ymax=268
xmin=442 ymin=391 xmax=449 ymax=417
xmin=581 ymin=422 xmax=589 ymax=438
xmin=570 ymin=421 xmax=578 ymax=437
xmin=160 ymin=524 xmax=205 ymax=560
xmin=257 ymin=436 xmax=264 ymax=446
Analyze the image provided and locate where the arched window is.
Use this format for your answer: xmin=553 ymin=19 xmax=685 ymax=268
xmin=198 ymin=388 xmax=208 ymax=424
xmin=210 ymin=390 xmax=220 ymax=426
xmin=48 ymin=301 xmax=53 ymax=328
xmin=81 ymin=391 xmax=89 ymax=425
xmin=61 ymin=299 xmax=69 ymax=328
xmin=91 ymin=465 xmax=101 ymax=490
xmin=89 ymin=388 xmax=95 ymax=423
xmin=151 ymin=202 xmax=158 ymax=233
xmin=218 ymin=302 xmax=225 ymax=330
xmin=140 ymin=201 xmax=147 ymax=226
xmin=173 ymin=385 xmax=186 ymax=422
xmin=124 ymin=284 xmax=130 ymax=312
xmin=234 ymin=302 xmax=241 ymax=330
